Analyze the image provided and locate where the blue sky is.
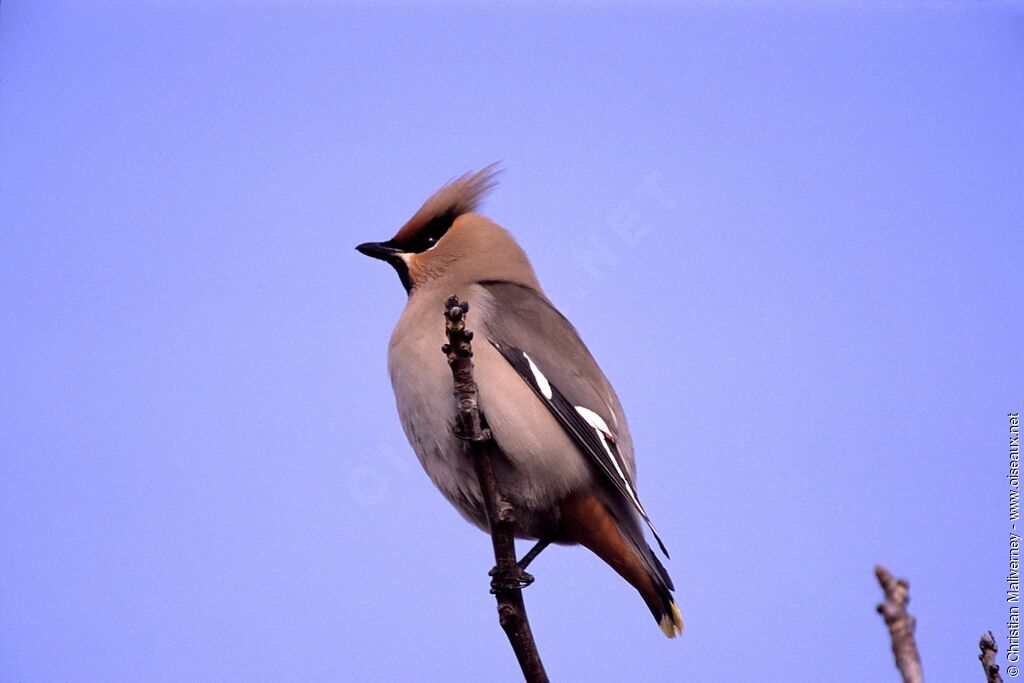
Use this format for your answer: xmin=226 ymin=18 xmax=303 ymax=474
xmin=1 ymin=2 xmax=1021 ymax=681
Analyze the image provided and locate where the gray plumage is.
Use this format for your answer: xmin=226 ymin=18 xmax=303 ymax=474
xmin=389 ymin=279 xmax=616 ymax=537
xmin=358 ymin=167 xmax=682 ymax=637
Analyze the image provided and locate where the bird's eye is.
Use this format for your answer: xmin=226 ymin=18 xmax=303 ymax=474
xmin=402 ymin=212 xmax=456 ymax=253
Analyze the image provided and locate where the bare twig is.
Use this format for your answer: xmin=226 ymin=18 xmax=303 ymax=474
xmin=443 ymin=295 xmax=549 ymax=683
xmin=980 ymin=631 xmax=1004 ymax=683
xmin=875 ymin=565 xmax=924 ymax=683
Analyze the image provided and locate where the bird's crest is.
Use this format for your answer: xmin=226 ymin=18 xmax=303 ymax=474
xmin=392 ymin=163 xmax=501 ymax=244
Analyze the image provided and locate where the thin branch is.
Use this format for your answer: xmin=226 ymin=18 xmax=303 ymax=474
xmin=979 ymin=631 xmax=1003 ymax=683
xmin=443 ymin=295 xmax=549 ymax=683
xmin=875 ymin=565 xmax=924 ymax=683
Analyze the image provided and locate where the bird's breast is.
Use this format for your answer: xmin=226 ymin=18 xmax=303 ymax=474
xmin=386 ymin=285 xmax=594 ymax=536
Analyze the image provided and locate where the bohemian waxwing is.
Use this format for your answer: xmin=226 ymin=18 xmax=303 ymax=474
xmin=356 ymin=166 xmax=683 ymax=637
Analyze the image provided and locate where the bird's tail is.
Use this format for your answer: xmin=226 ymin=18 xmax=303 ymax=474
xmin=603 ymin=495 xmax=683 ymax=638
xmin=560 ymin=494 xmax=683 ymax=638
xmin=635 ymin=540 xmax=684 ymax=638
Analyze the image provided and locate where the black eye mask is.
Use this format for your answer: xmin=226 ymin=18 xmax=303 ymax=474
xmin=399 ymin=211 xmax=457 ymax=253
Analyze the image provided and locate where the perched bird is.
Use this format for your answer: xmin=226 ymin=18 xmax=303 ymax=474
xmin=357 ymin=166 xmax=683 ymax=637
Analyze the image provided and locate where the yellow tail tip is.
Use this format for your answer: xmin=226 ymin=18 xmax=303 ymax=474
xmin=658 ymin=602 xmax=684 ymax=638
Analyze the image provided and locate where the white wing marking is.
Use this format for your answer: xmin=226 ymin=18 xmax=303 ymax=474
xmin=574 ymin=405 xmax=648 ymax=517
xmin=523 ymin=352 xmax=553 ymax=399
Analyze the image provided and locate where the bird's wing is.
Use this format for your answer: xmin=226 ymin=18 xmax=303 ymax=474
xmin=477 ymin=280 xmax=669 ymax=557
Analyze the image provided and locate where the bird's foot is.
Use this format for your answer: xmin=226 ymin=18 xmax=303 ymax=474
xmin=488 ymin=565 xmax=534 ymax=593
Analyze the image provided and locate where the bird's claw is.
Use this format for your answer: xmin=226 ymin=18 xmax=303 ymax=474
xmin=488 ymin=565 xmax=534 ymax=593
